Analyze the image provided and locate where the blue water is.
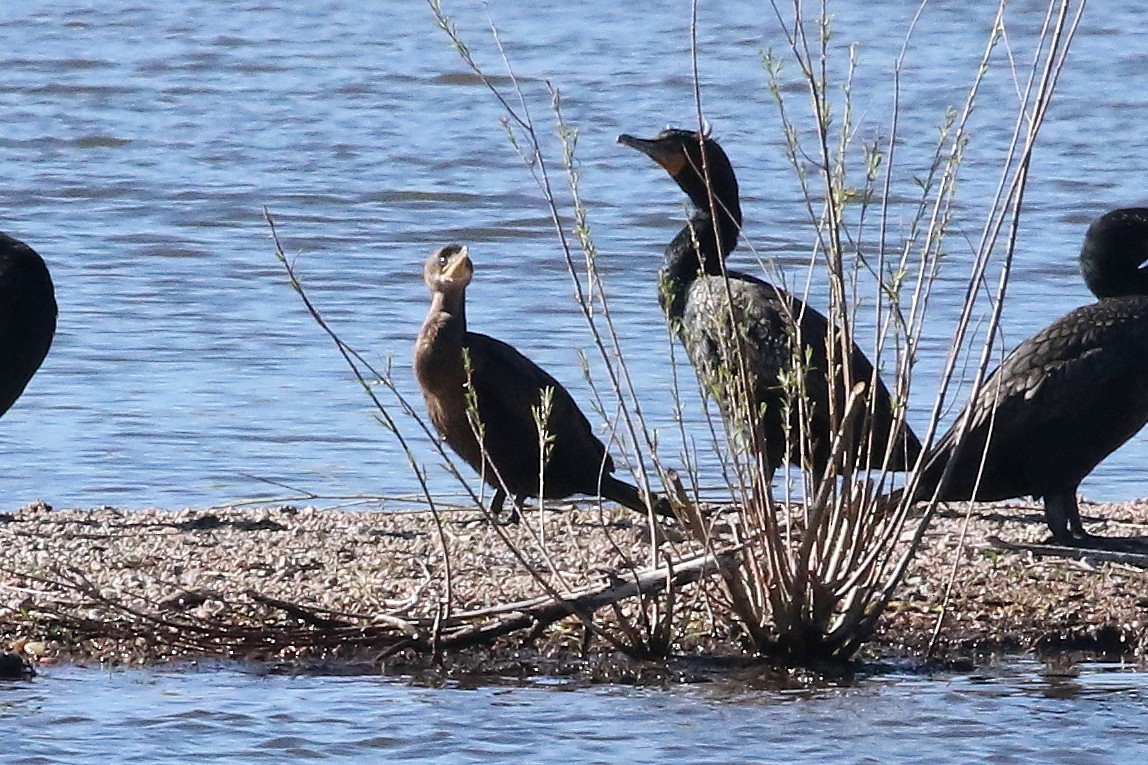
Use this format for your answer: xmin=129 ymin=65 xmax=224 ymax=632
xmin=1 ymin=660 xmax=1146 ymax=764
xmin=2 ymin=1 xmax=1146 ymax=509
xmin=3 ymin=1 xmax=1148 ymax=757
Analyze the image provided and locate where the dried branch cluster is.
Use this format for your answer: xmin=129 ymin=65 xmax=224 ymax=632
xmin=0 ymin=502 xmax=737 ymax=664
xmin=3 ymin=501 xmax=1148 ymax=669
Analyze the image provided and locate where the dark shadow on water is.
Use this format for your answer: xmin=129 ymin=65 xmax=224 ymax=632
xmin=178 ymin=649 xmax=992 ymax=697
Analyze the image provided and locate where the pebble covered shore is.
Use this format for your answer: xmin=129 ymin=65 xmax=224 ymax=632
xmin=2 ymin=498 xmax=1147 ymax=672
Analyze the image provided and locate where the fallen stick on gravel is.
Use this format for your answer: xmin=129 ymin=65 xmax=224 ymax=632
xmin=428 ymin=549 xmax=740 ymax=652
xmin=987 ymin=537 xmax=1148 ymax=568
xmin=2 ymin=541 xmax=738 ymax=662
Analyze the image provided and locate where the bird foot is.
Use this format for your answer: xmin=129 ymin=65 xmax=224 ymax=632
xmin=493 ymin=507 xmax=521 ymax=525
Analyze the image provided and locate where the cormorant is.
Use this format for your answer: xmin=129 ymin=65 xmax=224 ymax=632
xmin=414 ymin=244 xmax=659 ymax=522
xmin=0 ymin=232 xmax=55 ymax=419
xmin=917 ymin=207 xmax=1148 ymax=549
xmin=618 ymin=128 xmax=921 ymax=479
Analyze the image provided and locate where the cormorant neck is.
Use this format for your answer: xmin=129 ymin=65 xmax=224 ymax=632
xmin=416 ymin=288 xmax=468 ymax=377
xmin=659 ymin=205 xmax=741 ymax=321
xmin=675 ymin=166 xmax=743 ymax=251
xmin=1080 ymin=208 xmax=1148 ymax=299
xmin=434 ymin=288 xmax=467 ymax=330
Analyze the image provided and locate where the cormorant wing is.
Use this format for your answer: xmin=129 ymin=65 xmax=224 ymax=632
xmin=463 ymin=331 xmax=613 ymax=477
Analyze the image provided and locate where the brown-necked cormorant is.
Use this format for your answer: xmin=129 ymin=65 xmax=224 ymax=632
xmin=414 ymin=244 xmax=658 ymax=521
xmin=0 ymin=232 xmax=55 ymax=419
xmin=618 ymin=128 xmax=921 ymax=479
xmin=918 ymin=207 xmax=1148 ymax=549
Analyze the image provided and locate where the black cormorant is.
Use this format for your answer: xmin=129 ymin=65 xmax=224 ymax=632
xmin=918 ymin=207 xmax=1148 ymax=549
xmin=0 ymin=232 xmax=55 ymax=419
xmin=414 ymin=244 xmax=660 ymax=522
xmin=618 ymin=128 xmax=921 ymax=479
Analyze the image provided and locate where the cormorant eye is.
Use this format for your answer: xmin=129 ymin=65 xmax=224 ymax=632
xmin=439 ymin=255 xmax=449 ymax=268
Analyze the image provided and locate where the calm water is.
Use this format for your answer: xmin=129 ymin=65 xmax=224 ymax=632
xmin=0 ymin=659 xmax=1145 ymax=763
xmin=6 ymin=0 xmax=1148 ymax=748
xmin=4 ymin=1 xmax=1148 ymax=754
xmin=2 ymin=1 xmax=1147 ymax=509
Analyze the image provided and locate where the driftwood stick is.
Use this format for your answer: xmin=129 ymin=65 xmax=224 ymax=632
xmin=244 ymin=590 xmax=351 ymax=629
xmin=988 ymin=536 xmax=1148 ymax=568
xmin=431 ymin=550 xmax=739 ymax=650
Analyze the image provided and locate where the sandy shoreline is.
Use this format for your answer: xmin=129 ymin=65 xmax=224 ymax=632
xmin=2 ymin=498 xmax=1147 ymax=674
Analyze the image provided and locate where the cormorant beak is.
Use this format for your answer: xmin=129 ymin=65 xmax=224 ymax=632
xmin=441 ymin=246 xmax=472 ymax=283
xmin=617 ymin=133 xmax=687 ymax=176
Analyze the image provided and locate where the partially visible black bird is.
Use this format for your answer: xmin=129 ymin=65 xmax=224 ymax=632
xmin=917 ymin=207 xmax=1148 ymax=550
xmin=414 ymin=244 xmax=661 ymax=522
xmin=618 ymin=128 xmax=921 ymax=479
xmin=0 ymin=232 xmax=56 ymax=419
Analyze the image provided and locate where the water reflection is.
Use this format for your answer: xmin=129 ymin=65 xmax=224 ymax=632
xmin=3 ymin=660 xmax=1148 ymax=763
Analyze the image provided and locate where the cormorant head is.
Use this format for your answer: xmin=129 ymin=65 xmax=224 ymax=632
xmin=424 ymin=243 xmax=474 ymax=294
xmin=1080 ymin=207 xmax=1148 ymax=299
xmin=617 ymin=128 xmax=741 ymax=223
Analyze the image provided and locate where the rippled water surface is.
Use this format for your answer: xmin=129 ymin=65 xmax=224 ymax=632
xmin=5 ymin=3 xmax=1148 ymax=756
xmin=1 ymin=660 xmax=1146 ymax=764
xmin=2 ymin=1 xmax=1147 ymax=510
